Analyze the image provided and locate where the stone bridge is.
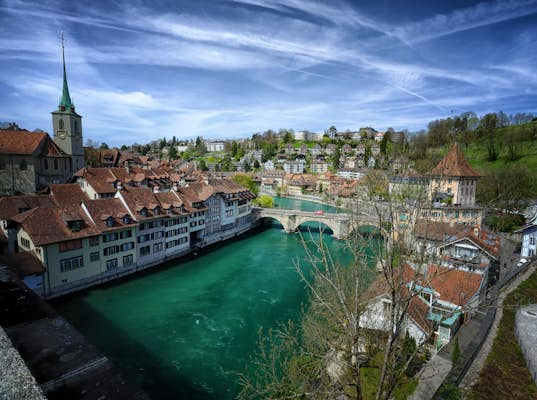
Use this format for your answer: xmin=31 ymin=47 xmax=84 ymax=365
xmin=252 ymin=207 xmax=381 ymax=239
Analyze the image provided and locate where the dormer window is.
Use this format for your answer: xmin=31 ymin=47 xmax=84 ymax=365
xmin=106 ymin=217 xmax=114 ymax=227
xmin=140 ymin=208 xmax=148 ymax=217
xmin=68 ymin=220 xmax=84 ymax=232
xmin=154 ymin=206 xmax=161 ymax=215
xmin=122 ymin=215 xmax=131 ymax=224
xmin=167 ymin=207 xmax=173 ymax=215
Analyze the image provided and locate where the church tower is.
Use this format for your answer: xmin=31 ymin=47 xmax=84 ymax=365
xmin=52 ymin=34 xmax=84 ymax=174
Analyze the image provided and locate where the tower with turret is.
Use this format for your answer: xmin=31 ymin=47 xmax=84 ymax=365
xmin=51 ymin=34 xmax=84 ymax=173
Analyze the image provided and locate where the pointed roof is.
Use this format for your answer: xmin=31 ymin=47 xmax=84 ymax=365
xmin=56 ymin=34 xmax=75 ymax=113
xmin=429 ymin=143 xmax=480 ymax=177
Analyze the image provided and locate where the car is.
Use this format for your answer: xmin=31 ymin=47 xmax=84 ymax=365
xmin=314 ymin=210 xmax=324 ymax=216
xmin=517 ymin=262 xmax=524 ymax=267
xmin=520 ymin=258 xmax=528 ymax=264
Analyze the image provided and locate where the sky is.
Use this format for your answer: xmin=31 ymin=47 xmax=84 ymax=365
xmin=0 ymin=0 xmax=536 ymax=146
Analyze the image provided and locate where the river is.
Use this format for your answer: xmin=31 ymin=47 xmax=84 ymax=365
xmin=55 ymin=198 xmax=376 ymax=399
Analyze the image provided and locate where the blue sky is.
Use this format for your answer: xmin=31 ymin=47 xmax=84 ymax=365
xmin=1 ymin=0 xmax=536 ymax=146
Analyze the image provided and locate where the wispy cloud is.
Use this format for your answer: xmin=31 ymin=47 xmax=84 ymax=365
xmin=395 ymin=0 xmax=537 ymax=43
xmin=0 ymin=0 xmax=535 ymax=145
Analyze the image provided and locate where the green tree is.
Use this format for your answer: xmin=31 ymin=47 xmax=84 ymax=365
xmin=253 ymin=160 xmax=261 ymax=170
xmin=198 ymin=159 xmax=208 ymax=171
xmin=253 ymin=195 xmax=274 ymax=208
xmin=168 ymin=145 xmax=178 ymax=160
xmin=232 ymin=173 xmax=259 ymax=195
xmin=99 ymin=142 xmax=109 ymax=149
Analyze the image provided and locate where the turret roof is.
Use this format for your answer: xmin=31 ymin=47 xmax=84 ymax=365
xmin=429 ymin=143 xmax=480 ymax=177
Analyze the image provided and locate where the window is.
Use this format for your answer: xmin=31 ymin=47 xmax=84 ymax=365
xmin=54 ymin=159 xmax=58 ymax=169
xmin=153 ymin=242 xmax=163 ymax=252
xmin=20 ymin=160 xmax=27 ymax=170
xmin=225 ymin=210 xmax=234 ymax=217
xmin=104 ymin=245 xmax=120 ymax=256
xmin=140 ymin=245 xmax=151 ymax=256
xmin=60 ymin=256 xmax=84 ymax=272
xmin=106 ymin=258 xmax=118 ymax=270
xmin=74 ymin=120 xmax=78 ymax=132
xmin=140 ymin=208 xmax=148 ymax=217
xmin=530 ymin=237 xmax=536 ymax=245
xmin=121 ymin=242 xmax=134 ymax=251
xmin=59 ymin=239 xmax=83 ymax=253
xmin=120 ymin=230 xmax=132 ymax=239
xmin=106 ymin=217 xmax=114 ymax=227
xmin=89 ymin=236 xmax=99 ymax=246
xmin=103 ymin=232 xmax=118 ymax=242
xmin=44 ymin=159 xmax=48 ymax=170
xmin=122 ymin=215 xmax=131 ymax=224
xmin=20 ymin=237 xmax=31 ymax=249
xmin=90 ymin=252 xmax=100 ymax=262
xmin=123 ymin=254 xmax=134 ymax=266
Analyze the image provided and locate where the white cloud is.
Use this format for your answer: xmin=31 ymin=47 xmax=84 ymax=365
xmin=395 ymin=0 xmax=537 ymax=43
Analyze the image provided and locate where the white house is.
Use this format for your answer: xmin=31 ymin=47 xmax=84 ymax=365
xmin=206 ymin=142 xmax=225 ymax=152
xmin=517 ymin=214 xmax=537 ymax=258
xmin=283 ymin=161 xmax=304 ymax=174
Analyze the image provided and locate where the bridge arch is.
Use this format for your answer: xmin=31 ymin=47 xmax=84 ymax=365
xmin=294 ymin=219 xmax=334 ymax=235
xmin=258 ymin=215 xmax=286 ymax=229
xmin=294 ymin=217 xmax=337 ymax=233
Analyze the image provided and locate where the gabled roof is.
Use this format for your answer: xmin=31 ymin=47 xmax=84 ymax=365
xmin=427 ymin=264 xmax=483 ymax=307
xmin=82 ymin=198 xmax=136 ymax=232
xmin=0 ymin=130 xmax=58 ymax=155
xmin=49 ymin=184 xmax=89 ymax=205
xmin=13 ymin=205 xmax=99 ymax=245
xmin=0 ymin=195 xmax=57 ymax=219
xmin=413 ymin=220 xmax=461 ymax=242
xmin=428 ymin=143 xmax=480 ymax=177
xmin=439 ymin=227 xmax=500 ymax=259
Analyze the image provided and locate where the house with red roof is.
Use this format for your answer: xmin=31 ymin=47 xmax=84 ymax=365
xmin=0 ymin=128 xmax=72 ymax=195
xmin=361 ymin=262 xmax=486 ymax=347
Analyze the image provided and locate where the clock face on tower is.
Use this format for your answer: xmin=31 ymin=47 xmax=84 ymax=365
xmin=59 ymin=132 xmax=66 ymax=139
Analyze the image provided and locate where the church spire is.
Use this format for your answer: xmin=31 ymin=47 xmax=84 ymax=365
xmin=59 ymin=32 xmax=74 ymax=112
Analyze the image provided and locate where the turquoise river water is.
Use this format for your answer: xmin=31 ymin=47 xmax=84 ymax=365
xmin=55 ymin=198 xmax=373 ymax=399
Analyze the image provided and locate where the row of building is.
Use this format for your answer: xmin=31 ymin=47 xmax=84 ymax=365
xmin=0 ymin=175 xmax=255 ymax=298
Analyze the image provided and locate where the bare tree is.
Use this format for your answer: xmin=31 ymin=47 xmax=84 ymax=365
xmin=239 ymin=167 xmax=484 ymax=400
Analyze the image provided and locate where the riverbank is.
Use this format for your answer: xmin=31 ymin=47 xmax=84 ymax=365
xmin=0 ymin=263 xmax=150 ymax=400
xmin=261 ymin=191 xmax=345 ymax=211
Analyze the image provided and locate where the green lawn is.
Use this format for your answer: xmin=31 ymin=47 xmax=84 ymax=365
xmin=360 ymin=353 xmax=418 ymax=400
xmin=469 ymin=269 xmax=537 ymax=400
xmin=462 ymin=140 xmax=537 ymax=173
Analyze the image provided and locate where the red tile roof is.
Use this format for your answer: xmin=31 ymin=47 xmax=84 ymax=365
xmin=429 ymin=143 xmax=480 ymax=177
xmin=0 ymin=195 xmax=57 ymax=219
xmin=427 ymin=265 xmax=483 ymax=306
xmin=82 ymin=198 xmax=136 ymax=232
xmin=413 ymin=220 xmax=461 ymax=242
xmin=13 ymin=205 xmax=99 ymax=245
xmin=0 ymin=130 xmax=47 ymax=155
xmin=49 ymin=184 xmax=89 ymax=205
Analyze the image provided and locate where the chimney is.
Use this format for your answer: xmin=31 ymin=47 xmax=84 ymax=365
xmin=117 ymin=181 xmax=123 ymax=191
xmin=153 ymin=186 xmax=160 ymax=193
xmin=473 ymin=226 xmax=479 ymax=237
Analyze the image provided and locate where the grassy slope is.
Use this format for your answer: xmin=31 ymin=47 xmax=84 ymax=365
xmin=452 ymin=121 xmax=537 ymax=173
xmin=469 ymin=269 xmax=537 ymax=399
